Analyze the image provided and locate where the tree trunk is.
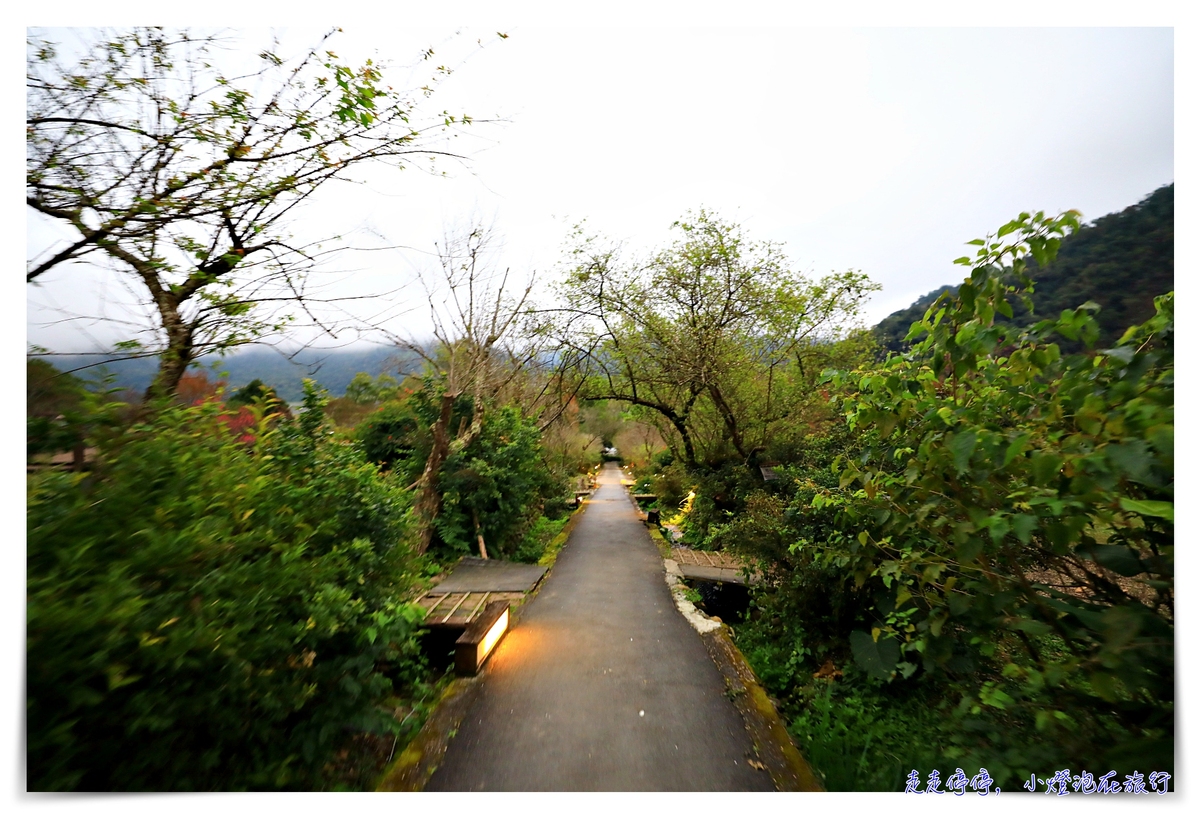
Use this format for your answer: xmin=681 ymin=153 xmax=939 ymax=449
xmin=413 ymin=393 xmax=457 ymax=555
xmin=144 ymin=346 xmax=193 ymax=403
xmin=142 ymin=285 xmax=196 ymax=402
xmin=707 ymin=384 xmax=747 ymax=460
xmin=667 ymin=411 xmax=699 ymax=470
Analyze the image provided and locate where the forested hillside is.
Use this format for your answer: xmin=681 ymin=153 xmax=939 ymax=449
xmin=35 ymin=345 xmax=425 ymax=403
xmin=875 ymin=184 xmax=1173 ymax=351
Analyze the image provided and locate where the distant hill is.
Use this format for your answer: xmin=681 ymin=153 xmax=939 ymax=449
xmin=38 ymin=345 xmax=426 ymax=403
xmin=874 ymin=184 xmax=1174 ymax=352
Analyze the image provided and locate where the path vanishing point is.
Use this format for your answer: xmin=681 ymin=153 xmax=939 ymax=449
xmin=427 ymin=462 xmax=774 ymax=791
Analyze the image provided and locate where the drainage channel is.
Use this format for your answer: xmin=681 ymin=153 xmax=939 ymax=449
xmin=689 ymin=579 xmax=751 ymax=624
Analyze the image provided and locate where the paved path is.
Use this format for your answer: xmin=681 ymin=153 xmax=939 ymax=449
xmin=427 ymin=463 xmax=772 ymax=791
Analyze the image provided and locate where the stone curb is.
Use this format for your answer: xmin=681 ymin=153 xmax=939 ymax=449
xmin=375 ymin=675 xmax=483 ymax=791
xmin=701 ymin=626 xmax=825 ymax=792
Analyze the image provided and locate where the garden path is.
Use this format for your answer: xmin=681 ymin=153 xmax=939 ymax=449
xmin=426 ymin=462 xmax=772 ymax=791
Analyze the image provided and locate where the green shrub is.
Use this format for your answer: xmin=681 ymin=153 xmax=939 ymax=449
xmin=436 ymin=405 xmax=563 ymax=561
xmin=821 ymin=212 xmax=1173 ymax=779
xmin=650 ymin=462 xmax=690 ymax=510
xmin=788 ymin=676 xmax=948 ymax=791
xmin=726 ymin=211 xmax=1172 ymax=791
xmin=27 ymin=396 xmax=426 ymax=790
xmin=355 ymin=400 xmax=426 ymax=474
xmin=511 ymin=515 xmax=568 ymax=564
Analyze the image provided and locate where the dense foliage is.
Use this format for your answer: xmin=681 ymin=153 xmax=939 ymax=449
xmin=699 ymin=210 xmax=1173 ymax=789
xmin=27 ymin=358 xmax=92 ymax=457
xmin=27 ymin=385 xmax=429 ymax=790
xmin=827 ymin=212 xmax=1172 ymax=779
xmin=356 ymin=379 xmax=568 ymax=562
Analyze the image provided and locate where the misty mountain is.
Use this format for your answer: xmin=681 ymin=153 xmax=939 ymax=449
xmin=38 ymin=345 xmax=426 ymax=403
xmin=874 ymin=184 xmax=1173 ymax=352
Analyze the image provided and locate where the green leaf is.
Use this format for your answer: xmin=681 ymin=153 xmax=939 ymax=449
xmin=947 ymin=430 xmax=977 ymax=475
xmin=1011 ymin=514 xmax=1037 ymax=544
xmin=1011 ymin=619 xmax=1052 ymax=637
xmin=955 ymin=537 xmax=983 ymax=562
xmin=1106 ymin=440 xmax=1153 ymax=483
xmin=1103 ymin=346 xmax=1135 ymax=364
xmin=979 ymin=683 xmax=1016 ymax=709
xmin=1089 ymin=671 xmax=1121 ymax=702
xmin=849 ymin=630 xmax=899 ymax=681
xmin=1118 ymin=498 xmax=1173 ymax=522
xmin=1031 ymin=452 xmax=1063 ymax=485
xmin=1003 ymin=433 xmax=1030 ymax=468
xmin=1087 ymin=545 xmax=1143 ymax=577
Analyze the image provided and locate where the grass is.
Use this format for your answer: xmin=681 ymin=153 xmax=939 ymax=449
xmin=786 ymin=678 xmax=949 ymax=791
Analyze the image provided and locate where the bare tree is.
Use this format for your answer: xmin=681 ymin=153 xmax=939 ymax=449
xmin=389 ymin=222 xmax=544 ymax=555
xmin=27 ymin=27 xmax=497 ymax=399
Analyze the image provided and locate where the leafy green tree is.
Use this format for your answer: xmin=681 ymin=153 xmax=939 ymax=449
xmin=226 ymin=377 xmax=292 ymax=422
xmin=344 ymin=371 xmax=400 ymax=404
xmin=27 ymin=27 xmax=489 ymax=399
xmin=28 ymin=357 xmax=87 ymax=417
xmin=389 ymin=223 xmax=556 ymax=555
xmin=557 ymin=210 xmax=877 ymax=468
xmin=27 ymin=358 xmax=90 ymax=457
xmin=436 ymin=404 xmax=561 ymax=561
xmin=818 ymin=209 xmax=1173 ymax=780
xmin=356 ymin=399 xmax=426 ymax=473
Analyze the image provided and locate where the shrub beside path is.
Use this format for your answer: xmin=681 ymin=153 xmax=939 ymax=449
xmin=425 ymin=463 xmax=774 ymax=791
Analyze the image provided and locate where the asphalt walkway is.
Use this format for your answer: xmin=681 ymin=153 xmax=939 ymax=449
xmin=427 ymin=463 xmax=772 ymax=791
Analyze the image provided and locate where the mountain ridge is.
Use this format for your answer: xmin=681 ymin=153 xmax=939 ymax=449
xmin=874 ymin=184 xmax=1173 ymax=352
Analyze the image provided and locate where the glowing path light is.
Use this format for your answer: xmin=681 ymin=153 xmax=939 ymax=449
xmin=455 ymin=601 xmax=511 ymax=676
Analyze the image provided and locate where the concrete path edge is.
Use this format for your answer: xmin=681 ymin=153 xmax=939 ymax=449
xmin=375 ymin=675 xmax=484 ymax=792
xmin=700 ymin=625 xmax=825 ymax=792
xmin=638 ymin=489 xmax=824 ymax=791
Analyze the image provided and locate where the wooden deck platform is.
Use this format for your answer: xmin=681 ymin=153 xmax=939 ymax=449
xmin=669 ymin=547 xmax=760 ymax=585
xmin=417 ymin=590 xmax=527 ymax=628
xmin=415 ymin=557 xmax=548 ymax=628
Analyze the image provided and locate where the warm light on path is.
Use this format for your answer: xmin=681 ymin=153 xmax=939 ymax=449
xmin=427 ymin=462 xmax=772 ymax=791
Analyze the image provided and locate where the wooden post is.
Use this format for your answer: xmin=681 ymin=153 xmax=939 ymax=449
xmin=472 ymin=509 xmax=489 ymax=560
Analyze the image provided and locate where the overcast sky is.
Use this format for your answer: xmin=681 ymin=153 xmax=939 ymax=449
xmin=23 ymin=22 xmax=1175 ymax=353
